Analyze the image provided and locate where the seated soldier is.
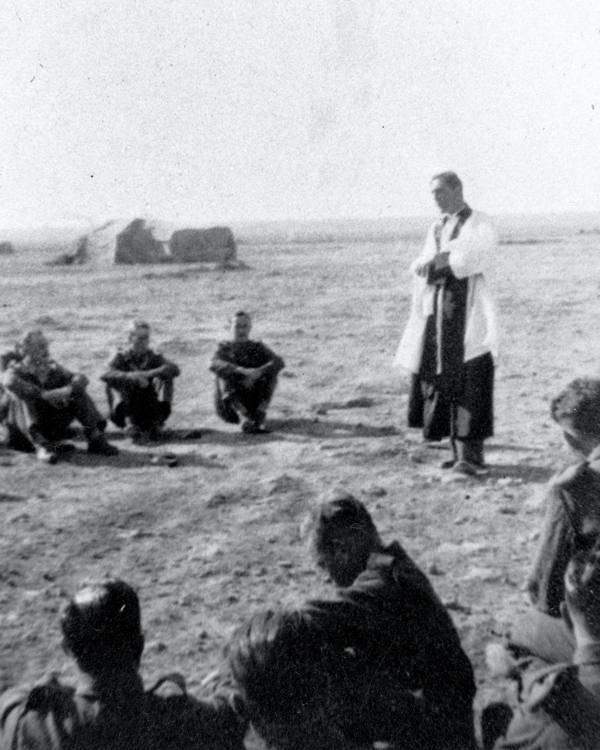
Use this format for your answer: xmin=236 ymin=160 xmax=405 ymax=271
xmin=505 ymin=378 xmax=600 ymax=666
xmin=226 ymin=494 xmax=477 ymax=750
xmin=0 ymin=329 xmax=117 ymax=463
xmin=486 ymin=548 xmax=600 ymax=750
xmin=210 ymin=311 xmax=284 ymax=434
xmin=102 ymin=321 xmax=180 ymax=443
xmin=0 ymin=578 xmax=247 ymax=750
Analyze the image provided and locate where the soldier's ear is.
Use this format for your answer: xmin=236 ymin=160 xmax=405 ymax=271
xmin=560 ymin=601 xmax=574 ymax=632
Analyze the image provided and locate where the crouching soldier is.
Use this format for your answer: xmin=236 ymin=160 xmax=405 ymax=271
xmin=102 ymin=321 xmax=180 ymax=443
xmin=210 ymin=312 xmax=284 ymax=434
xmin=0 ymin=329 xmax=117 ymax=463
xmin=0 ymin=578 xmax=247 ymax=750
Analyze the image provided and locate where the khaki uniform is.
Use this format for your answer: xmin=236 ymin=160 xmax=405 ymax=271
xmin=210 ymin=340 xmax=284 ymax=427
xmin=494 ymin=649 xmax=600 ymax=750
xmin=509 ymin=447 xmax=600 ymax=665
xmin=0 ymin=354 xmax=106 ymax=452
xmin=102 ymin=348 xmax=180 ymax=431
xmin=0 ymin=672 xmax=246 ymax=750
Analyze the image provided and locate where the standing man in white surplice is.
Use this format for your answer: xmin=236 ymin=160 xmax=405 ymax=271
xmin=395 ymin=172 xmax=499 ymax=475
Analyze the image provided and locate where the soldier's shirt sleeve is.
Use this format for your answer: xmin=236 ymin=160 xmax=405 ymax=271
xmin=527 ymin=473 xmax=576 ymax=617
xmin=0 ymin=351 xmax=20 ymax=373
xmin=0 ymin=686 xmax=62 ymax=750
xmin=148 ymin=352 xmax=180 ymax=379
xmin=101 ymin=351 xmax=132 ymax=384
xmin=255 ymin=343 xmax=285 ymax=373
xmin=1 ymin=366 xmax=43 ymax=399
xmin=105 ymin=351 xmax=129 ymax=373
xmin=47 ymin=364 xmax=77 ymax=390
xmin=210 ymin=343 xmax=239 ymax=377
xmin=0 ymin=687 xmax=28 ymax=750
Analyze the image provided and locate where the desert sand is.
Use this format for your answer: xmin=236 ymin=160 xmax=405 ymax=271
xmin=0 ymin=213 xmax=599 ymax=742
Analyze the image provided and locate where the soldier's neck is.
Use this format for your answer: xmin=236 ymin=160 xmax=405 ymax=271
xmin=77 ymin=665 xmax=142 ymax=695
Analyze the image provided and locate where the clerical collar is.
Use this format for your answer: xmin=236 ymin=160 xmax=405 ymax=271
xmin=443 ymin=203 xmax=470 ymax=220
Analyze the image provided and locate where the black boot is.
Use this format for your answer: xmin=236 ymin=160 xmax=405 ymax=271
xmin=454 ymin=440 xmax=487 ymax=475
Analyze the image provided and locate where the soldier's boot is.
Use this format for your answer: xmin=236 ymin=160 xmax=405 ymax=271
xmin=86 ymin=428 xmax=119 ymax=456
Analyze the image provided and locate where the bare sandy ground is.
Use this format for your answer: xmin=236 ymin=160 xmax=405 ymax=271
xmin=0 ymin=217 xmax=599 ymax=740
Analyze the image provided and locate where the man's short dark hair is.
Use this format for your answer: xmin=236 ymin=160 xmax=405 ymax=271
xmin=565 ymin=547 xmax=600 ymax=628
xmin=431 ymin=171 xmax=463 ymax=191
xmin=550 ymin=379 xmax=600 ymax=439
xmin=227 ymin=609 xmax=327 ymax=725
xmin=311 ymin=493 xmax=378 ymax=556
xmin=60 ymin=579 xmax=144 ymax=673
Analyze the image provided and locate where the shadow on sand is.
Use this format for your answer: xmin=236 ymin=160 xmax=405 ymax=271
xmin=190 ymin=418 xmax=401 ymax=444
xmin=266 ymin=417 xmax=400 ymax=440
xmin=489 ymin=463 xmax=554 ymax=484
xmin=0 ymin=493 xmax=27 ymax=503
xmin=39 ymin=445 xmax=227 ymax=470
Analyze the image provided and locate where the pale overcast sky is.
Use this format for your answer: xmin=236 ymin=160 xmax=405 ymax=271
xmin=0 ymin=0 xmax=598 ymax=226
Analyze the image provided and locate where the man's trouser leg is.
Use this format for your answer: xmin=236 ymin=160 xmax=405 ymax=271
xmin=241 ymin=373 xmax=279 ymax=426
xmin=453 ymin=353 xmax=494 ymax=464
xmin=3 ymin=393 xmax=67 ymax=451
xmin=214 ymin=379 xmax=240 ymax=424
xmin=155 ymin=378 xmax=174 ymax=425
xmin=455 ymin=438 xmax=485 ymax=467
xmin=107 ymin=382 xmax=161 ymax=431
xmin=508 ymin=609 xmax=574 ymax=665
xmin=67 ymin=385 xmax=107 ymax=440
xmin=215 ymin=373 xmax=279 ymax=428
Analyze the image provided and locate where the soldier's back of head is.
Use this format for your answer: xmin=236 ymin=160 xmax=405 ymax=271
xmin=60 ymin=578 xmax=144 ymax=675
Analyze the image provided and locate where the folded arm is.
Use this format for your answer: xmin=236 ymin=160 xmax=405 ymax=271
xmin=102 ymin=355 xmax=180 ymax=387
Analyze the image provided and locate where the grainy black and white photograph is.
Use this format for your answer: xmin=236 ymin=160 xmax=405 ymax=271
xmin=0 ymin=2 xmax=599 ymax=748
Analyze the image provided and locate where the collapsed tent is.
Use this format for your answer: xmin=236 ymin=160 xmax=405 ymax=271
xmin=56 ymin=219 xmax=238 ymax=267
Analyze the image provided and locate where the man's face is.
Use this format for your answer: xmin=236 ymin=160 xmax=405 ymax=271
xmin=559 ymin=419 xmax=600 ymax=460
xmin=23 ymin=334 xmax=50 ymax=368
xmin=129 ymin=327 xmax=151 ymax=354
xmin=431 ymin=178 xmax=464 ymax=215
xmin=232 ymin=314 xmax=252 ymax=342
xmin=314 ymin=531 xmax=363 ymax=588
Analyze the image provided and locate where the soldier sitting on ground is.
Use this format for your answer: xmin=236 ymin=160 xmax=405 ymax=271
xmin=0 ymin=578 xmax=247 ymax=750
xmin=493 ymin=379 xmax=600 ymax=671
xmin=0 ymin=329 xmax=117 ymax=463
xmin=485 ymin=547 xmax=600 ymax=750
xmin=210 ymin=311 xmax=284 ymax=434
xmin=226 ymin=494 xmax=477 ymax=750
xmin=102 ymin=321 xmax=180 ymax=443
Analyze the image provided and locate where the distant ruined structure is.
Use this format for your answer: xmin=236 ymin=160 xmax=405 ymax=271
xmin=55 ymin=219 xmax=238 ymax=267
